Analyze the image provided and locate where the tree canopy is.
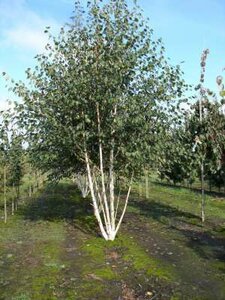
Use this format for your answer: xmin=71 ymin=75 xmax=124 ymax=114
xmin=9 ymin=0 xmax=188 ymax=240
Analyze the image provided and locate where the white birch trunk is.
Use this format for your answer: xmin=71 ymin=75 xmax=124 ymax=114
xmin=73 ymin=173 xmax=90 ymax=198
xmin=85 ymin=150 xmax=109 ymax=240
xmin=85 ymin=149 xmax=133 ymax=241
xmin=81 ymin=103 xmax=133 ymax=241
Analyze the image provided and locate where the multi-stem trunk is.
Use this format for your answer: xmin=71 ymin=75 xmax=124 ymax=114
xmin=84 ymin=150 xmax=109 ymax=240
xmin=85 ymin=150 xmax=133 ymax=240
xmin=74 ymin=173 xmax=90 ymax=198
xmin=83 ymin=104 xmax=133 ymax=241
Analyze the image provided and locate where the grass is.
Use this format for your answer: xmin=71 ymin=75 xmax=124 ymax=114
xmin=121 ymin=235 xmax=175 ymax=281
xmin=82 ymin=234 xmax=175 ymax=282
xmin=0 ymin=214 xmax=65 ymax=300
xmin=0 ymin=179 xmax=224 ymax=299
xmin=134 ymin=180 xmax=225 ymax=222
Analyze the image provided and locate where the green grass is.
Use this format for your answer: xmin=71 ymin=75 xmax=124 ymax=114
xmin=134 ymin=180 xmax=225 ymax=221
xmin=0 ymin=214 xmax=65 ymax=300
xmin=82 ymin=234 xmax=175 ymax=282
xmin=0 ymin=179 xmax=225 ymax=299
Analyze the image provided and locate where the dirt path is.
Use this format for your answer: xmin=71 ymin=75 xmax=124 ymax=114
xmin=124 ymin=198 xmax=225 ymax=300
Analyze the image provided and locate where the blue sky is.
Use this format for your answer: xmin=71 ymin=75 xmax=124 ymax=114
xmin=0 ymin=0 xmax=225 ymax=110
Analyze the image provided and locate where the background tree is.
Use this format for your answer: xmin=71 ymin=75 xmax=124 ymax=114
xmin=8 ymin=132 xmax=24 ymax=214
xmin=158 ymin=125 xmax=197 ymax=186
xmin=0 ymin=114 xmax=10 ymax=223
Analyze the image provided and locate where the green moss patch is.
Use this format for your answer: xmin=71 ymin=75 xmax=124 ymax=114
xmin=82 ymin=234 xmax=175 ymax=283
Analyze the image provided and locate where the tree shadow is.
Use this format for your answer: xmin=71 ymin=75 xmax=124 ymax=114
xmin=153 ymin=181 xmax=225 ymax=199
xmin=176 ymin=226 xmax=225 ymax=263
xmin=129 ymin=196 xmax=200 ymax=224
xmin=128 ymin=196 xmax=225 ymax=264
xmin=20 ymin=182 xmax=99 ymax=235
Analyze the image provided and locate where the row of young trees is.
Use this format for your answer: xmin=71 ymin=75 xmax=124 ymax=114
xmin=1 ymin=0 xmax=225 ymax=239
xmin=158 ymin=49 xmax=225 ymax=221
xmin=0 ymin=118 xmax=23 ymax=222
xmin=0 ymin=112 xmax=47 ymax=223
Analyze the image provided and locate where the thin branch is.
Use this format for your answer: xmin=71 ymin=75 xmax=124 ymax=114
xmin=115 ymin=173 xmax=134 ymax=235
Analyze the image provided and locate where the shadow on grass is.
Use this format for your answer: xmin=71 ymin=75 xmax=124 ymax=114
xmin=153 ymin=181 xmax=225 ymax=199
xmin=177 ymin=227 xmax=225 ymax=263
xmin=129 ymin=196 xmax=225 ymax=264
xmin=129 ymin=196 xmax=200 ymax=224
xmin=20 ymin=182 xmax=99 ymax=235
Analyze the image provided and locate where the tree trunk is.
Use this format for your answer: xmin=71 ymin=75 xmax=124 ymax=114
xmin=109 ymin=147 xmax=115 ymax=233
xmin=139 ymin=183 xmax=142 ymax=197
xmin=85 ymin=151 xmax=109 ymax=240
xmin=201 ymin=161 xmax=205 ymax=223
xmin=4 ymin=166 xmax=7 ymax=224
xmin=35 ymin=171 xmax=38 ymax=191
xmin=74 ymin=173 xmax=90 ymax=198
xmin=84 ymin=144 xmax=133 ymax=240
xmin=145 ymin=170 xmax=149 ymax=199
xmin=15 ymin=186 xmax=20 ymax=211
xmin=12 ymin=199 xmax=15 ymax=216
xmin=29 ymin=185 xmax=32 ymax=197
xmin=82 ymin=102 xmax=133 ymax=241
xmin=12 ymin=183 xmax=15 ymax=216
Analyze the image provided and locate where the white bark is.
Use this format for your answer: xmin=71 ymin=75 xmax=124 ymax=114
xmin=81 ymin=105 xmax=133 ymax=241
xmin=85 ymin=150 xmax=109 ymax=240
xmin=115 ymin=176 xmax=133 ymax=237
xmin=96 ymin=103 xmax=111 ymax=233
xmin=73 ymin=173 xmax=90 ymax=198
xmin=84 ymin=148 xmax=133 ymax=241
xmin=109 ymin=148 xmax=115 ymax=232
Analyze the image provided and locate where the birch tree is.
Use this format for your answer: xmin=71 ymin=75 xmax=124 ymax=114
xmin=72 ymin=173 xmax=90 ymax=198
xmin=0 ymin=117 xmax=10 ymax=223
xmin=191 ymin=50 xmax=225 ymax=221
xmin=158 ymin=126 xmax=197 ymax=186
xmin=8 ymin=132 xmax=23 ymax=213
xmin=11 ymin=0 xmax=187 ymax=240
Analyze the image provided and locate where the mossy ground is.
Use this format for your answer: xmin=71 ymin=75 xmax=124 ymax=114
xmin=0 ymin=181 xmax=224 ymax=299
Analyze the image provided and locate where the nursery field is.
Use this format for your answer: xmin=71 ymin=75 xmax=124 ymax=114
xmin=0 ymin=181 xmax=225 ymax=300
xmin=1 ymin=1 xmax=225 ymax=300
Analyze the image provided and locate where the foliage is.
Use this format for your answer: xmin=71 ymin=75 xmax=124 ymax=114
xmin=7 ymin=132 xmax=24 ymax=187
xmin=8 ymin=0 xmax=187 ymax=239
xmin=188 ymin=99 xmax=225 ymax=178
xmin=158 ymin=125 xmax=197 ymax=185
xmin=0 ymin=112 xmax=10 ymax=166
xmin=11 ymin=0 xmax=187 ymax=178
